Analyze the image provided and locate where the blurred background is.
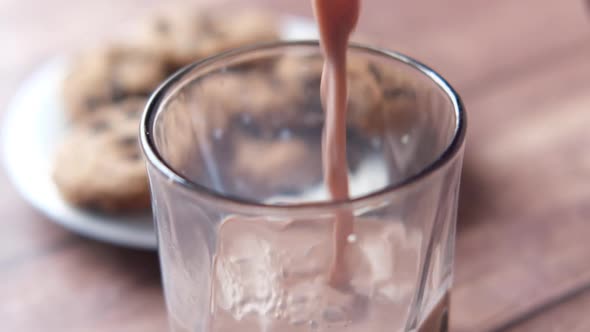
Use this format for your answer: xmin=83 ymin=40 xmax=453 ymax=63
xmin=1 ymin=0 xmax=590 ymax=331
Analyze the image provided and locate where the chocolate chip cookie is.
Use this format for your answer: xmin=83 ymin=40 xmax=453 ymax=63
xmin=62 ymin=45 xmax=167 ymax=121
xmin=273 ymin=55 xmax=384 ymax=129
xmin=206 ymin=9 xmax=280 ymax=54
xmin=187 ymin=70 xmax=311 ymax=140
xmin=346 ymin=57 xmax=385 ymax=128
xmin=53 ymin=98 xmax=150 ymax=212
xmin=360 ymin=64 xmax=420 ymax=133
xmin=139 ymin=8 xmax=279 ymax=69
xmin=231 ymin=136 xmax=323 ymax=199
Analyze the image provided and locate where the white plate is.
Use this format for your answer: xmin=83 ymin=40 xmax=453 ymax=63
xmin=1 ymin=17 xmax=317 ymax=250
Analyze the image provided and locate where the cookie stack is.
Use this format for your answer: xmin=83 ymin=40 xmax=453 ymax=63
xmin=53 ymin=7 xmax=280 ymax=213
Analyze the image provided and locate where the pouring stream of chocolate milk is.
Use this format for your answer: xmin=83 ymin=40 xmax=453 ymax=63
xmin=312 ymin=0 xmax=360 ymax=289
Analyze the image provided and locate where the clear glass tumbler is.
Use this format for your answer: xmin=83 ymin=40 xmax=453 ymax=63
xmin=140 ymin=41 xmax=466 ymax=332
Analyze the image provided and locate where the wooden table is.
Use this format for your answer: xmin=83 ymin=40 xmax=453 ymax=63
xmin=1 ymin=0 xmax=590 ymax=331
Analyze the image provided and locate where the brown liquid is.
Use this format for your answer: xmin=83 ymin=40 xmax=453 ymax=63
xmin=312 ymin=0 xmax=360 ymax=289
xmin=312 ymin=3 xmax=451 ymax=331
xmin=208 ymin=216 xmax=448 ymax=332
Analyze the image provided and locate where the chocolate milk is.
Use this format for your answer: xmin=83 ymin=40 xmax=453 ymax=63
xmin=205 ymin=1 xmax=450 ymax=331
xmin=312 ymin=0 xmax=360 ymax=289
xmin=208 ymin=216 xmax=448 ymax=332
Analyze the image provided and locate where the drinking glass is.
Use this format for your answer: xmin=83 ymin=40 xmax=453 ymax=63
xmin=140 ymin=41 xmax=466 ymax=332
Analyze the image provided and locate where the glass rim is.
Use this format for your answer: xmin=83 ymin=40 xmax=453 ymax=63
xmin=140 ymin=40 xmax=466 ymax=213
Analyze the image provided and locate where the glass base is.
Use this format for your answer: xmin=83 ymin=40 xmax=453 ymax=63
xmin=170 ymin=293 xmax=449 ymax=332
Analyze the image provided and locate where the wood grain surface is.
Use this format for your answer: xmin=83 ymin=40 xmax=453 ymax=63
xmin=1 ymin=0 xmax=590 ymax=331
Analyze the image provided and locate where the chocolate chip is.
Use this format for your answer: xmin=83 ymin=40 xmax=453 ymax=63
xmin=368 ymin=62 xmax=382 ymax=83
xmin=126 ymin=151 xmax=142 ymax=161
xmin=110 ymin=83 xmax=126 ymax=102
xmin=91 ymin=120 xmax=110 ymax=133
xmin=118 ymin=136 xmax=137 ymax=147
xmin=383 ymin=88 xmax=415 ymax=99
xmin=84 ymin=97 xmax=101 ymax=110
xmin=124 ymin=104 xmax=142 ymax=118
